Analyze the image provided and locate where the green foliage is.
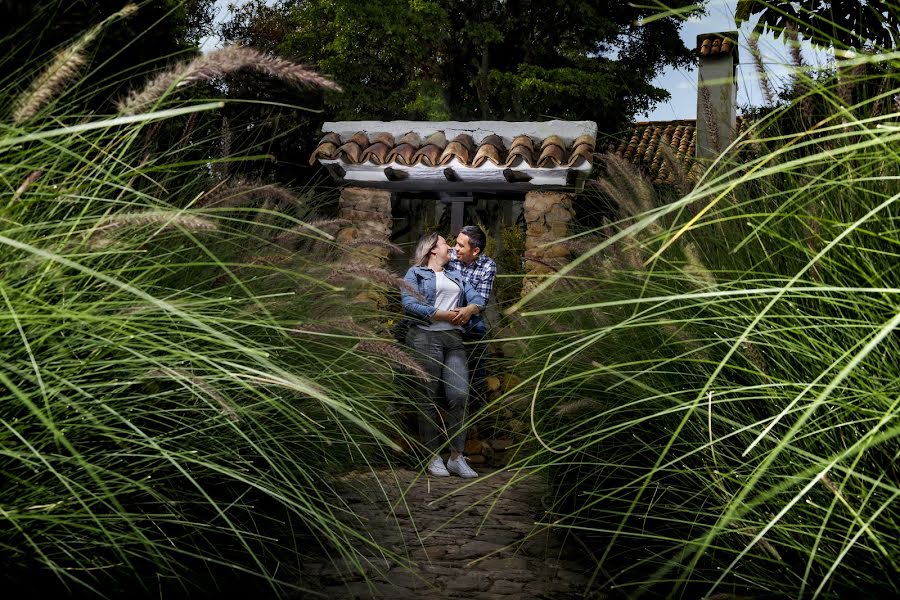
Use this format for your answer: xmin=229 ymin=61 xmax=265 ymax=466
xmin=222 ymin=0 xmax=702 ymax=131
xmin=0 ymin=14 xmax=418 ymax=597
xmin=506 ymin=50 xmax=900 ymax=597
xmin=736 ymin=1 xmax=900 ymax=50
xmin=1 ymin=1 xmax=216 ymax=114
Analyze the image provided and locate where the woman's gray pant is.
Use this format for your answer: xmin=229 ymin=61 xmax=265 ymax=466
xmin=405 ymin=327 xmax=469 ymax=454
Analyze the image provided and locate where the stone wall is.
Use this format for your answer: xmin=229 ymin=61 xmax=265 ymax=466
xmin=336 ymin=186 xmax=393 ymax=263
xmin=522 ymin=191 xmax=574 ymax=295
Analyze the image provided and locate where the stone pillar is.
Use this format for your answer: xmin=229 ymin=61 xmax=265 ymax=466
xmin=335 ymin=186 xmax=393 ymax=264
xmin=696 ymin=32 xmax=739 ymax=160
xmin=522 ymin=191 xmax=574 ymax=296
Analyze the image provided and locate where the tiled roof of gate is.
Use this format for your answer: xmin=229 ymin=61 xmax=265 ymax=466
xmin=309 ymin=130 xmax=596 ymax=169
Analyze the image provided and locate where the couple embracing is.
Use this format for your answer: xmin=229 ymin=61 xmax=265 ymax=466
xmin=400 ymin=226 xmax=496 ymax=479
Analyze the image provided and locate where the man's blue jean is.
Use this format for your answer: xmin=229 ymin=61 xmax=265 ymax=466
xmin=405 ymin=327 xmax=469 ymax=454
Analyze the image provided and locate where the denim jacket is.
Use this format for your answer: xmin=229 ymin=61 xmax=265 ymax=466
xmin=401 ymin=266 xmax=486 ymax=332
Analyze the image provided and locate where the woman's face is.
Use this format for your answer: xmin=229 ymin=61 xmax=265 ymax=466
xmin=431 ymin=236 xmax=452 ymax=265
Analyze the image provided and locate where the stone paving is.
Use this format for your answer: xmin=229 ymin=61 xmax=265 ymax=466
xmin=295 ymin=467 xmax=596 ymax=599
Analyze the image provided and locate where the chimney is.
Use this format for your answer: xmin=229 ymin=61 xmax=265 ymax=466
xmin=696 ymin=32 xmax=739 ymax=160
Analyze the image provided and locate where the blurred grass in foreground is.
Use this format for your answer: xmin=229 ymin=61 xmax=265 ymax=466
xmin=504 ymin=44 xmax=900 ymax=599
xmin=1 ymin=9 xmax=419 ymax=597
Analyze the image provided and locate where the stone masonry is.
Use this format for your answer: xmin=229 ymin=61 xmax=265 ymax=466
xmin=295 ymin=467 xmax=595 ymax=599
xmin=336 ymin=186 xmax=394 ymax=264
xmin=522 ymin=191 xmax=575 ymax=296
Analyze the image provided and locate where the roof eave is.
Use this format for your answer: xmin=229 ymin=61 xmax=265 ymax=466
xmin=320 ymin=159 xmax=593 ymax=193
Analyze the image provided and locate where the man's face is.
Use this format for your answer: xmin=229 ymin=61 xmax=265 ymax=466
xmin=454 ymin=233 xmax=480 ymax=265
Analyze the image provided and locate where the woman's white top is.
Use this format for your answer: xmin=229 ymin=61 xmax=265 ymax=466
xmin=419 ymin=270 xmax=461 ymax=331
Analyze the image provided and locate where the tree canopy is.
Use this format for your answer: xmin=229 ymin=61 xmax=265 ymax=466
xmin=222 ymin=0 xmax=703 ymax=133
xmin=736 ymin=1 xmax=900 ymax=50
xmin=1 ymin=0 xmax=217 ymax=113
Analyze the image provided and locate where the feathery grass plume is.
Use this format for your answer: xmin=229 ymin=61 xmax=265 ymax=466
xmin=598 ymin=153 xmax=656 ymax=216
xmin=307 ymin=218 xmax=352 ymax=232
xmin=213 ymin=115 xmax=233 ymax=179
xmin=739 ymin=340 xmax=768 ymax=375
xmin=198 ymin=181 xmax=263 ymax=208
xmin=870 ymin=74 xmax=892 ymax=118
xmin=198 ymin=180 xmax=303 ymax=213
xmin=12 ymin=4 xmax=138 ymax=123
xmin=784 ymin=20 xmax=804 ymax=70
xmin=345 ymin=238 xmax=403 ymax=255
xmin=289 ymin=319 xmax=374 ymax=338
xmin=244 ymin=253 xmax=293 ymax=266
xmin=177 ymin=112 xmax=199 ymax=149
xmin=555 ymin=398 xmax=601 ymax=417
xmin=329 ymin=263 xmax=425 ymax=302
xmin=344 ymin=238 xmax=403 ymax=264
xmin=13 ymin=170 xmax=42 ymax=201
xmin=145 ymin=369 xmax=240 ymax=423
xmin=837 ymin=57 xmax=868 ymax=108
xmin=118 ymin=45 xmax=342 ymax=115
xmin=141 ymin=120 xmax=163 ymax=155
xmin=699 ymin=83 xmax=722 ymax=153
xmin=98 ymin=211 xmax=218 ymax=232
xmin=356 ymin=341 xmax=428 ymax=381
xmin=87 ymin=211 xmax=217 ymax=247
xmin=655 ymin=142 xmax=694 ymax=196
xmin=747 ymin=29 xmax=774 ymax=107
xmin=271 ymin=219 xmax=349 ymax=248
xmin=682 ymin=242 xmax=716 ymax=288
xmin=271 ymin=226 xmax=325 ymax=249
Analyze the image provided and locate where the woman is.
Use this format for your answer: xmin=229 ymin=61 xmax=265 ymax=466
xmin=401 ymin=232 xmax=485 ymax=478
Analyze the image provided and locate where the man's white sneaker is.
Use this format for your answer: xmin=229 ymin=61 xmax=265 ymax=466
xmin=446 ymin=455 xmax=478 ymax=478
xmin=427 ymin=455 xmax=449 ymax=477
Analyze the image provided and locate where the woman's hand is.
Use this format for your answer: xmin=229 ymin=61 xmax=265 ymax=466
xmin=432 ymin=309 xmax=460 ymax=323
xmin=450 ymin=304 xmax=480 ymax=326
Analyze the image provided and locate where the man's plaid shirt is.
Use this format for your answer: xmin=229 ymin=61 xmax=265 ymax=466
xmin=448 ymin=251 xmax=497 ymax=304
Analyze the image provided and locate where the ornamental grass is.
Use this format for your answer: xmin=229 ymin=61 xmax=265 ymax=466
xmin=504 ymin=48 xmax=900 ymax=598
xmin=1 ymin=18 xmax=415 ymax=599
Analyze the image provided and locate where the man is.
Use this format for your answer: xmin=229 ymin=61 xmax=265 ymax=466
xmin=448 ymin=225 xmax=497 ymax=408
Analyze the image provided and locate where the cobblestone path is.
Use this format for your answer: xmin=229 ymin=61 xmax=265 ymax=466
xmin=296 ymin=467 xmax=594 ymax=599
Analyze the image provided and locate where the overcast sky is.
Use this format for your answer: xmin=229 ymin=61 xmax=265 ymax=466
xmin=203 ymin=0 xmax=827 ymax=121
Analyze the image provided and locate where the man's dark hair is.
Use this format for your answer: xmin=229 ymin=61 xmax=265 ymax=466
xmin=459 ymin=225 xmax=487 ymax=252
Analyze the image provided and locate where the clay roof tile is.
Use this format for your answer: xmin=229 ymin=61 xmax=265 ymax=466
xmin=510 ymin=134 xmax=534 ymax=152
xmin=386 ymin=131 xmax=421 ymax=165
xmin=369 ymin=132 xmax=395 ymax=147
xmin=335 ymin=138 xmax=364 ymax=163
xmin=360 ymin=142 xmax=391 ymax=164
xmin=318 ymin=132 xmax=341 ymax=146
xmin=395 ymin=131 xmax=422 ymax=147
xmin=413 ymin=131 xmax=449 ymax=166
xmin=479 ymin=134 xmax=504 ymax=149
xmin=422 ymin=131 xmax=448 ymax=149
xmin=310 ymin=126 xmax=598 ymax=172
xmin=505 ymin=143 xmax=535 ymax=167
xmin=540 ymin=134 xmax=566 ymax=150
xmin=538 ymin=138 xmax=567 ymax=167
xmin=347 ymin=131 xmax=369 ymax=147
xmin=438 ymin=133 xmax=476 ymax=165
xmin=571 ymin=133 xmax=595 ymax=151
xmin=567 ymin=143 xmax=593 ymax=167
xmin=472 ymin=143 xmax=503 ymax=167
xmin=413 ymin=144 xmax=443 ymax=166
xmin=309 ymin=141 xmax=338 ymax=165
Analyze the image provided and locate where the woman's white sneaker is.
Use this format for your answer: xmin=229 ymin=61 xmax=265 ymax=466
xmin=427 ymin=455 xmax=449 ymax=477
xmin=446 ymin=455 xmax=478 ymax=478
